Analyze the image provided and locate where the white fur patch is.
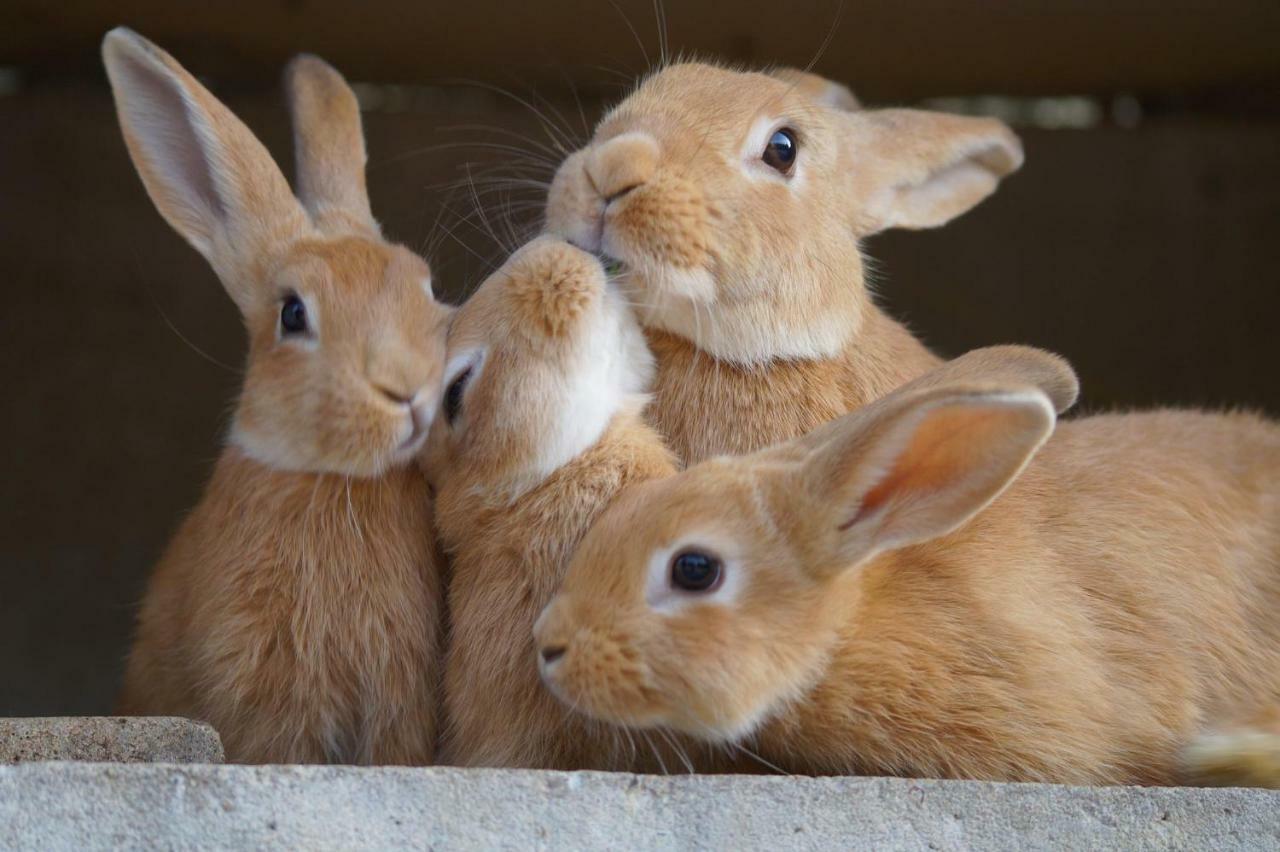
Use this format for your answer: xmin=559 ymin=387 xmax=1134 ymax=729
xmin=621 ymin=261 xmax=857 ymax=365
xmin=516 ymin=281 xmax=656 ymax=488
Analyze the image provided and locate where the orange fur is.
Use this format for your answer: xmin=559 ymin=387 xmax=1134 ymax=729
xmin=118 ymin=452 xmax=442 ymax=763
xmin=547 ymin=63 xmax=1022 ymax=463
xmin=539 ymin=349 xmax=1280 ymax=786
xmin=106 ymin=30 xmax=449 ymax=763
xmin=644 ymin=312 xmax=940 ymax=463
xmin=425 ymin=239 xmax=734 ymax=771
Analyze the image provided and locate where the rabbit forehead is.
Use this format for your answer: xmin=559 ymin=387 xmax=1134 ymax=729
xmin=614 ymin=63 xmax=786 ymax=121
xmin=274 ymin=236 xmax=437 ymax=325
xmin=572 ymin=464 xmax=769 ymax=590
xmin=602 ymin=63 xmax=824 ymax=148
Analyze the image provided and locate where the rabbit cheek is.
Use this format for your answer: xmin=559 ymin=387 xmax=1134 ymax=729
xmin=609 ymin=174 xmax=711 ymax=282
xmin=233 ymin=355 xmax=326 ymax=471
xmin=555 ymin=630 xmax=668 ymax=728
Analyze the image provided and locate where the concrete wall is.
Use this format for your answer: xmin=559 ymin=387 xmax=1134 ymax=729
xmin=2 ymin=764 xmax=1278 ymax=850
xmin=1 ymin=74 xmax=1278 ymax=714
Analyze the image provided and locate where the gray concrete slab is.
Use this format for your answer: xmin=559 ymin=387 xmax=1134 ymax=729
xmin=0 ymin=717 xmax=223 ymax=764
xmin=0 ymin=763 xmax=1275 ymax=851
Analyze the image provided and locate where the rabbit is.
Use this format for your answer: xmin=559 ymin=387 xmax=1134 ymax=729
xmin=535 ymin=347 xmax=1280 ymax=786
xmin=105 ymin=29 xmax=450 ymax=764
xmin=545 ymin=63 xmax=1024 ymax=465
xmin=423 ymin=235 xmax=740 ymax=772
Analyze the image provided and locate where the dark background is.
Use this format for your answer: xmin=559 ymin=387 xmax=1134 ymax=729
xmin=2 ymin=1 xmax=1278 ymax=715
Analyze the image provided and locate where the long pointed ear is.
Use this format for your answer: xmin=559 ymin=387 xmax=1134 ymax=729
xmin=102 ymin=28 xmax=308 ymax=312
xmin=843 ymin=109 xmax=1023 ymax=235
xmin=785 ymin=384 xmax=1054 ymax=576
xmin=771 ymin=68 xmax=860 ymax=110
xmin=284 ymin=54 xmax=378 ymax=236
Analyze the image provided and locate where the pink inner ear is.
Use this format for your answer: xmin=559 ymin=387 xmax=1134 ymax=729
xmin=117 ymin=51 xmax=224 ymax=225
xmin=836 ymin=407 xmax=1008 ymax=532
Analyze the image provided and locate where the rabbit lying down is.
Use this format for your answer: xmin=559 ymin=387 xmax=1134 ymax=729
xmin=534 ymin=331 xmax=1280 ymax=787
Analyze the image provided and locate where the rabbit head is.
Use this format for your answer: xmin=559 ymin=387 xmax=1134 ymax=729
xmin=423 ymin=236 xmax=653 ymax=497
xmin=535 ymin=346 xmax=1075 ymax=742
xmin=545 ymin=63 xmax=1022 ymax=365
xmin=103 ymin=29 xmax=451 ymax=477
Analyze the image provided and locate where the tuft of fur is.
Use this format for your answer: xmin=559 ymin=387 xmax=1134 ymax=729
xmin=106 ymin=29 xmax=449 ymax=764
xmin=547 ymin=63 xmax=1023 ymax=464
xmin=538 ymin=349 xmax=1280 ymax=786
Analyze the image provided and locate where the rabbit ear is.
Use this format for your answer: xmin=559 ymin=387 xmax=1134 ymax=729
xmin=102 ymin=28 xmax=308 ymax=315
xmin=770 ymin=68 xmax=860 ymax=110
xmin=284 ymin=54 xmax=378 ymax=236
xmin=875 ymin=345 xmax=1080 ymax=416
xmin=778 ymin=379 xmax=1055 ymax=577
xmin=102 ymin=28 xmax=308 ymax=312
xmin=842 ymin=109 xmax=1023 ymax=235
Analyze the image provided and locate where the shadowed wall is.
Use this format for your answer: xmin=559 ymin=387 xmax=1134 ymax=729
xmin=2 ymin=0 xmax=1278 ymax=714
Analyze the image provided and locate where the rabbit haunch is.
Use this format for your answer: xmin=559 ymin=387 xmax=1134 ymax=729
xmin=106 ymin=30 xmax=448 ymax=764
xmin=547 ymin=63 xmax=1022 ymax=463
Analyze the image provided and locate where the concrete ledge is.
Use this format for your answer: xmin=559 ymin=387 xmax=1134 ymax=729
xmin=1 ymin=764 xmax=1276 ymax=851
xmin=0 ymin=717 xmax=223 ymax=764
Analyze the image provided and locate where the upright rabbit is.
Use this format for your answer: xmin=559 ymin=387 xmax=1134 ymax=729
xmin=546 ymin=64 xmax=1023 ymax=464
xmin=425 ymin=236 xmax=731 ymax=772
xmin=106 ymin=29 xmax=449 ymax=764
xmin=537 ymin=349 xmax=1280 ymax=786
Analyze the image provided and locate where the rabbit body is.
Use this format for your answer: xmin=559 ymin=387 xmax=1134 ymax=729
xmin=436 ymin=412 xmax=679 ymax=768
xmin=120 ymin=451 xmax=441 ymax=764
xmin=538 ymin=347 xmax=1280 ymax=786
xmin=758 ymin=410 xmax=1280 ymax=784
xmin=427 ymin=238 xmax=737 ymax=772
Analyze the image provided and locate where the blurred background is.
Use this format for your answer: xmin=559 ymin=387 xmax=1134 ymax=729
xmin=2 ymin=0 xmax=1278 ymax=715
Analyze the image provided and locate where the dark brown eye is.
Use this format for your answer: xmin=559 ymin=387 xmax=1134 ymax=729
xmin=280 ymin=294 xmax=308 ymax=335
xmin=670 ymin=550 xmax=723 ymax=593
xmin=443 ymin=366 xmax=472 ymax=426
xmin=762 ymin=128 xmax=797 ymax=175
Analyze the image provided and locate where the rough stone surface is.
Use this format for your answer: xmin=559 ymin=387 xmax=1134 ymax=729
xmin=0 ymin=717 xmax=223 ymax=764
xmin=0 ymin=764 xmax=1276 ymax=851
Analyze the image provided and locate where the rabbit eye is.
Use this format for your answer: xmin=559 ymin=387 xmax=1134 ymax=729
xmin=280 ymin=295 xmax=308 ymax=335
xmin=670 ymin=550 xmax=723 ymax=593
xmin=762 ymin=128 xmax=797 ymax=175
xmin=444 ymin=366 xmax=472 ymax=426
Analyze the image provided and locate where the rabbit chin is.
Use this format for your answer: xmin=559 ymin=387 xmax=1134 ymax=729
xmin=229 ymin=413 xmax=414 ymax=478
xmin=545 ymin=664 xmax=767 ymax=746
xmin=609 ymin=251 xmax=857 ymax=366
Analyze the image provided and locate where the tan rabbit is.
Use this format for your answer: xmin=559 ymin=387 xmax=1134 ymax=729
xmin=105 ymin=29 xmax=450 ymax=764
xmin=546 ymin=63 xmax=1024 ymax=464
xmin=536 ymin=348 xmax=1280 ymax=786
xmin=424 ymin=236 xmax=735 ymax=772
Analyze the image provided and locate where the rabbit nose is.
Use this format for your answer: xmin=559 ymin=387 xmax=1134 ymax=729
xmin=540 ymin=645 xmax=567 ymax=665
xmin=586 ymin=131 xmax=659 ymax=204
